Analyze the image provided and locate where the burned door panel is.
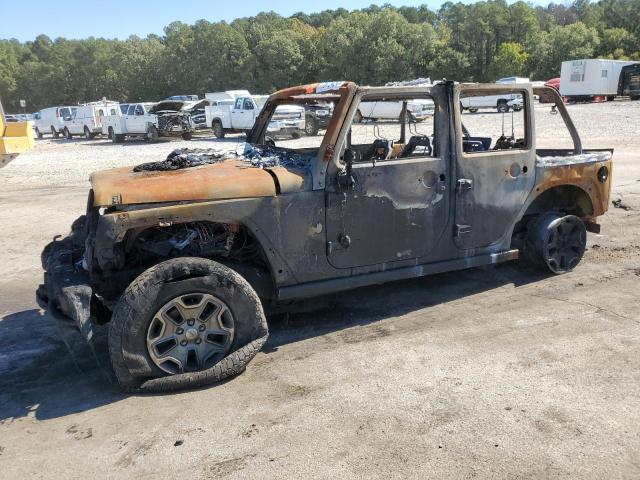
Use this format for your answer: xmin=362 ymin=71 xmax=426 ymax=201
xmin=326 ymin=156 xmax=448 ymax=268
xmin=454 ymin=86 xmax=536 ymax=250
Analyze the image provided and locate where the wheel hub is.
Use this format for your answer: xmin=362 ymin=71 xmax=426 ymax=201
xmin=146 ymin=293 xmax=235 ymax=375
xmin=184 ymin=327 xmax=198 ymax=341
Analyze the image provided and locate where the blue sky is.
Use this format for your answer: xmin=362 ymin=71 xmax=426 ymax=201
xmin=2 ymin=0 xmax=550 ymax=42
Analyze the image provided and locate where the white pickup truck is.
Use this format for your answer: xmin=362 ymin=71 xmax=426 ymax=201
xmin=354 ymin=98 xmax=434 ymax=122
xmin=460 ymin=94 xmax=523 ymax=113
xmin=460 ymin=77 xmax=528 ymax=113
xmin=205 ymin=93 xmax=305 ymax=138
xmin=102 ymin=101 xmax=195 ymax=143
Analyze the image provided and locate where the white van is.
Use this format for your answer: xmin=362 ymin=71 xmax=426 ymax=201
xmin=61 ymin=101 xmax=119 ymax=139
xmin=33 ymin=106 xmax=77 ymax=138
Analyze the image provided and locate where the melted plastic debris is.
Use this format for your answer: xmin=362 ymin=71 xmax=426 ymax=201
xmin=133 ymin=144 xmax=312 ymax=172
xmin=536 ymin=151 xmax=612 ymax=167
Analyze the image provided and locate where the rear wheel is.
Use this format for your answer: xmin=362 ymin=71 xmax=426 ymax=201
xmin=108 ymin=258 xmax=268 ymax=392
xmin=212 ymin=120 xmax=225 ymax=139
xmin=497 ymin=101 xmax=509 ymax=113
xmin=111 ymin=130 xmax=124 ymax=143
xmin=83 ymin=126 xmax=94 ymax=139
xmin=51 ymin=126 xmax=59 ymax=138
xmin=107 ymin=127 xmax=114 ymax=140
xmin=181 ymin=131 xmax=193 ymax=140
xmin=469 ymin=108 xmax=479 ymax=113
xmin=146 ymin=125 xmax=159 ymax=142
xmin=525 ymin=213 xmax=586 ymax=274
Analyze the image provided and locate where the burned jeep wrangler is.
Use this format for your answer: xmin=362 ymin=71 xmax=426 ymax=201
xmin=38 ymin=81 xmax=612 ymax=392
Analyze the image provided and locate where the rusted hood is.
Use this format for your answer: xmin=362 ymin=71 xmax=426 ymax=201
xmin=90 ymin=159 xmax=310 ymax=207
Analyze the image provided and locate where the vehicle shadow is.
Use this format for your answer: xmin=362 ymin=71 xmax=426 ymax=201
xmin=0 ymin=309 xmax=124 ymax=423
xmin=0 ymin=263 xmax=548 ymax=422
xmin=263 ymin=262 xmax=548 ymax=353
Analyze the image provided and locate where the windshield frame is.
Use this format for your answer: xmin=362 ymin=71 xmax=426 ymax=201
xmin=247 ymin=83 xmax=357 ymax=190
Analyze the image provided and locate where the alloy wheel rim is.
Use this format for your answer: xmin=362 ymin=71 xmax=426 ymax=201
xmin=146 ymin=293 xmax=234 ymax=374
xmin=543 ymin=217 xmax=586 ymax=273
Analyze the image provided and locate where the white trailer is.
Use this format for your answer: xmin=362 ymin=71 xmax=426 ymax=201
xmin=559 ymin=59 xmax=635 ymax=101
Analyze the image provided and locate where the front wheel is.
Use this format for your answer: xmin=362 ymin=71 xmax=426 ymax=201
xmin=108 ymin=258 xmax=268 ymax=392
xmin=64 ymin=127 xmax=73 ymax=140
xmin=181 ymin=131 xmax=193 ymax=140
xmin=84 ymin=126 xmax=94 ymax=139
xmin=51 ymin=126 xmax=60 ymax=138
xmin=497 ymin=102 xmax=509 ymax=113
xmin=304 ymin=116 xmax=319 ymax=136
xmin=525 ymin=213 xmax=586 ymax=274
xmin=35 ymin=127 xmax=43 ymax=139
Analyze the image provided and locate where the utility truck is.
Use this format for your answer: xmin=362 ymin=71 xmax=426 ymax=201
xmin=38 ymin=81 xmax=613 ymax=392
xmin=102 ymin=100 xmax=195 ymax=142
xmin=205 ymin=91 xmax=305 ymax=138
xmin=61 ymin=100 xmax=120 ymax=139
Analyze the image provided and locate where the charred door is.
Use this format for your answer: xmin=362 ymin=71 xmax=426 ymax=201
xmin=453 ymin=85 xmax=536 ymax=250
xmin=326 ymin=154 xmax=449 ymax=269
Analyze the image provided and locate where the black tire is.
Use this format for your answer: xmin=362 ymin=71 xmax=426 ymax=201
xmin=146 ymin=125 xmax=159 ymax=142
xmin=497 ymin=101 xmax=509 ymax=113
xmin=112 ymin=131 xmax=125 ymax=143
xmin=212 ymin=120 xmax=225 ymax=139
xmin=108 ymin=258 xmax=268 ymax=392
xmin=353 ymin=110 xmax=363 ymax=123
xmin=631 ymin=95 xmax=640 ymax=101
xmin=35 ymin=127 xmax=43 ymax=139
xmin=108 ymin=127 xmax=114 ymax=140
xmin=525 ymin=212 xmax=586 ymax=274
xmin=469 ymin=108 xmax=479 ymax=113
xmin=51 ymin=126 xmax=60 ymax=138
xmin=304 ymin=116 xmax=319 ymax=136
xmin=181 ymin=131 xmax=193 ymax=140
xmin=64 ymin=127 xmax=73 ymax=140
xmin=84 ymin=126 xmax=94 ymax=139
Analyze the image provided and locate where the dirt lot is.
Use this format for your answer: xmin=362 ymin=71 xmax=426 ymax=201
xmin=1 ymin=101 xmax=639 ymax=479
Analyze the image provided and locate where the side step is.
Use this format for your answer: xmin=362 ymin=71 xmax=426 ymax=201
xmin=277 ymin=250 xmax=519 ymax=301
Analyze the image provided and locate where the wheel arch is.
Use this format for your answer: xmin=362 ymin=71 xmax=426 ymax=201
xmin=522 ymin=184 xmax=594 ymax=218
xmin=510 ymin=184 xmax=594 ymax=247
xmin=116 ymin=220 xmax=278 ymax=300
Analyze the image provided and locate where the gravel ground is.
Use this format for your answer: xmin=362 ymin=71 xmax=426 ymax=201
xmin=0 ymin=100 xmax=639 ymax=479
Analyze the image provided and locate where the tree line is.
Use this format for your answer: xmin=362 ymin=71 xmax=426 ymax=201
xmin=1 ymin=0 xmax=639 ymax=111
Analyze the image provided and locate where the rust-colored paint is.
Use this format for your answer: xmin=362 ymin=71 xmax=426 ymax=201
xmin=536 ymin=158 xmax=612 ymax=218
xmin=91 ymin=160 xmax=281 ymax=207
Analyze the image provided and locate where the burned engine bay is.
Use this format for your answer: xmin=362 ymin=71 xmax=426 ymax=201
xmin=133 ymin=144 xmax=313 ymax=172
xmin=149 ymin=101 xmax=195 ymax=135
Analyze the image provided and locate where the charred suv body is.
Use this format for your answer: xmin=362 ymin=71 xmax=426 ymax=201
xmin=38 ymin=81 xmax=613 ymax=392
